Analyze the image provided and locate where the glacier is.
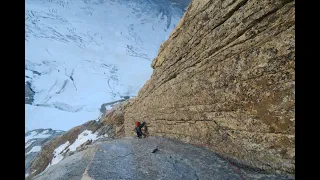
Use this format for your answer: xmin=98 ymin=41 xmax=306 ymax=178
xmin=25 ymin=0 xmax=190 ymax=131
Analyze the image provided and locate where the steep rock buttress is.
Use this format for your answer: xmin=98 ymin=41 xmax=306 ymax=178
xmin=124 ymin=0 xmax=295 ymax=175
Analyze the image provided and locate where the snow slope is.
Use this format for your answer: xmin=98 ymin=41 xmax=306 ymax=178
xmin=48 ymin=141 xmax=70 ymax=167
xmin=46 ymin=130 xmax=100 ymax=169
xmin=25 ymin=129 xmax=52 ymax=143
xmin=25 ymin=0 xmax=189 ymax=131
xmin=26 ymin=146 xmax=42 ymax=154
xmin=25 ymin=129 xmax=65 ymax=177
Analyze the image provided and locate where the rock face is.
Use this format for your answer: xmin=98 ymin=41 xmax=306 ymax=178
xmin=25 ymin=129 xmax=64 ymax=178
xmin=27 ymin=121 xmax=103 ymax=180
xmin=99 ymin=100 xmax=132 ymax=138
xmin=32 ymin=137 xmax=291 ymax=180
xmin=25 ymin=81 xmax=35 ymax=104
xmin=125 ymin=0 xmax=295 ymax=175
xmin=27 ymin=101 xmax=130 ymax=179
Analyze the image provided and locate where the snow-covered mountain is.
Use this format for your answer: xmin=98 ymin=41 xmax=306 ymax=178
xmin=25 ymin=129 xmax=65 ymax=177
xmin=25 ymin=0 xmax=190 ymax=131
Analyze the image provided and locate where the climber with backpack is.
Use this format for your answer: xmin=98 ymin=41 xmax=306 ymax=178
xmin=135 ymin=121 xmax=147 ymax=138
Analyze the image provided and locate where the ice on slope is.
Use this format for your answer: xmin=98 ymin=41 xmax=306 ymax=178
xmin=105 ymin=105 xmax=113 ymax=111
xmin=26 ymin=146 xmax=42 ymax=154
xmin=48 ymin=141 xmax=70 ymax=167
xmin=25 ymin=140 xmax=36 ymax=149
xmin=25 ymin=0 xmax=187 ymax=131
xmin=25 ymin=130 xmax=51 ymax=143
xmin=46 ymin=130 xmax=99 ymax=169
xmin=68 ymin=130 xmax=99 ymax=151
xmin=25 ymin=104 xmax=99 ymax=131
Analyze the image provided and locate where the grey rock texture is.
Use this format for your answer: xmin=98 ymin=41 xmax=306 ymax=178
xmin=33 ymin=146 xmax=97 ymax=180
xmin=25 ymin=129 xmax=64 ymax=177
xmin=99 ymin=100 xmax=132 ymax=138
xmin=32 ymin=137 xmax=292 ymax=180
xmin=28 ymin=0 xmax=295 ymax=178
xmin=25 ymin=81 xmax=35 ymax=104
xmin=27 ymin=110 xmax=131 ymax=180
xmin=27 ymin=121 xmax=103 ymax=180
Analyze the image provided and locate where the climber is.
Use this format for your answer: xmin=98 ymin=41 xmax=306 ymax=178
xmin=135 ymin=121 xmax=147 ymax=138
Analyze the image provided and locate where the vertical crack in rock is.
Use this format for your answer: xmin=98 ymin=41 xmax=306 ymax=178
xmin=125 ymin=0 xmax=295 ymax=176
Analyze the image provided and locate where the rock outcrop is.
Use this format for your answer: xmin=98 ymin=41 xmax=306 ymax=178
xmin=25 ymin=129 xmax=64 ymax=178
xmin=27 ymin=101 xmax=131 ymax=179
xmin=27 ymin=0 xmax=295 ymax=178
xmin=99 ymin=100 xmax=132 ymax=138
xmin=124 ymin=0 xmax=295 ymax=175
xmin=27 ymin=121 xmax=104 ymax=179
xmin=25 ymin=81 xmax=35 ymax=104
xmin=32 ymin=137 xmax=291 ymax=180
